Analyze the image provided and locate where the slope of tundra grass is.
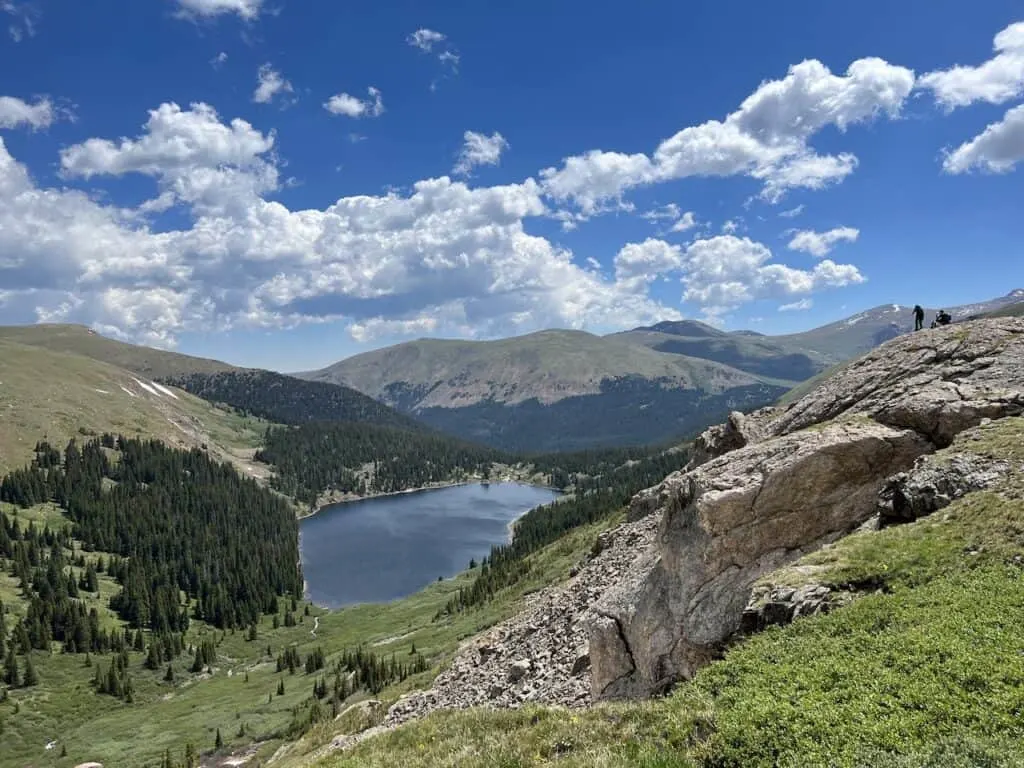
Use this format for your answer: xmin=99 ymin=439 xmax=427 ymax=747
xmin=0 ymin=339 xmax=266 ymax=475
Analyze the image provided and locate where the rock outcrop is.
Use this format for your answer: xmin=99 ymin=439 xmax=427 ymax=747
xmin=589 ymin=319 xmax=1024 ymax=700
xmin=740 ymin=582 xmax=845 ymax=634
xmin=877 ymin=449 xmax=1011 ymax=525
xmin=589 ymin=422 xmax=930 ymax=699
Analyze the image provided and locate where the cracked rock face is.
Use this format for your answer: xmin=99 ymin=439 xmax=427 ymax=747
xmin=589 ymin=422 xmax=930 ymax=699
xmin=589 ymin=319 xmax=1024 ymax=701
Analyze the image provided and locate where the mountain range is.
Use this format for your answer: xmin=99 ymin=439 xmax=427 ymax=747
xmin=301 ymin=290 xmax=1024 ymax=451
xmin=2 ymin=291 xmax=1020 ymax=458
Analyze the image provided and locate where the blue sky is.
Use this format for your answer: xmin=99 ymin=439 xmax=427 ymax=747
xmin=0 ymin=0 xmax=1022 ymax=371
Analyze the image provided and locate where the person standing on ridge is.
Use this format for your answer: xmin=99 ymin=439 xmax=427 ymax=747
xmin=913 ymin=304 xmax=925 ymax=331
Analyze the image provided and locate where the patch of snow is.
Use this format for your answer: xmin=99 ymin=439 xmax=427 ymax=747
xmin=151 ymin=382 xmax=179 ymax=399
xmin=887 ymin=304 xmax=901 ymax=312
xmin=93 ymin=388 xmax=110 ymax=394
xmin=844 ymin=313 xmax=867 ymax=326
xmin=119 ymin=386 xmax=137 ymax=398
xmin=132 ymin=377 xmax=160 ymax=397
xmin=1010 ymin=288 xmax=1024 ymax=298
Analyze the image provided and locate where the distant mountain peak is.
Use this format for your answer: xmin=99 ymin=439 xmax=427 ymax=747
xmin=1008 ymin=288 xmax=1024 ymax=298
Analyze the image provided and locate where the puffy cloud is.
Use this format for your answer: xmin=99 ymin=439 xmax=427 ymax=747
xmin=787 ymin=226 xmax=860 ymax=257
xmin=60 ymin=102 xmax=277 ymax=217
xmin=779 ymin=298 xmax=813 ymax=311
xmin=453 ymin=131 xmax=509 ymax=176
xmin=541 ymin=57 xmax=914 ymax=211
xmin=0 ymin=95 xmax=56 ymax=130
xmin=541 ymin=150 xmax=654 ymax=214
xmin=1 ymin=106 xmax=685 ymax=346
xmin=174 ymin=0 xmax=263 ymax=20
xmin=919 ymin=22 xmax=1024 ymax=109
xmin=680 ymin=235 xmax=864 ymax=311
xmin=252 ymin=64 xmax=294 ymax=105
xmin=407 ymin=28 xmax=445 ymax=52
xmin=61 ymin=102 xmax=273 ymax=178
xmin=614 ymin=239 xmax=684 ymax=284
xmin=943 ymin=103 xmax=1024 ymax=173
xmin=211 ymin=51 xmax=228 ymax=68
xmin=323 ymin=87 xmax=384 ymax=119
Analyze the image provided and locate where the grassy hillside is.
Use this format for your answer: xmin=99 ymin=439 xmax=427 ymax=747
xmin=307 ymin=416 xmax=1024 ymax=768
xmin=0 ymin=324 xmax=237 ymax=379
xmin=304 ymin=329 xmax=773 ymax=408
xmin=0 ymin=339 xmax=266 ymax=475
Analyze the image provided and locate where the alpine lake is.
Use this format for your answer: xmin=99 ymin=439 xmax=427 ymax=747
xmin=299 ymin=482 xmax=561 ymax=608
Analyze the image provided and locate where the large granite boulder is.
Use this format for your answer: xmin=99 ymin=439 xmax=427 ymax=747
xmin=590 ymin=422 xmax=930 ymax=699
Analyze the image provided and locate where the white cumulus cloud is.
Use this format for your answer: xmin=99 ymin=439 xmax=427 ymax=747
xmin=0 ymin=105 xmax=692 ymax=347
xmin=787 ymin=226 xmax=860 ymax=257
xmin=324 ymin=87 xmax=384 ymax=119
xmin=541 ymin=56 xmax=914 ymax=212
xmin=614 ymin=239 xmax=684 ymax=285
xmin=0 ymin=95 xmax=56 ymax=130
xmin=681 ymin=235 xmax=864 ymax=314
xmin=943 ymin=103 xmax=1024 ymax=173
xmin=919 ymin=22 xmax=1024 ymax=109
xmin=453 ymin=131 xmax=509 ymax=176
xmin=253 ymin=63 xmax=294 ymax=105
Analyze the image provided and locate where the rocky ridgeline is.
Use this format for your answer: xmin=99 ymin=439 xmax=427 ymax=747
xmin=328 ymin=319 xmax=1023 ymax=751
xmin=589 ymin=318 xmax=1024 ymax=699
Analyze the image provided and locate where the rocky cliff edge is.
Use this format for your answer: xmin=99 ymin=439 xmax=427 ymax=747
xmin=589 ymin=318 xmax=1024 ymax=699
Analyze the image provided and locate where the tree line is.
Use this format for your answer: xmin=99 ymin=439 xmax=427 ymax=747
xmin=256 ymin=422 xmax=503 ymax=505
xmin=1 ymin=436 xmax=303 ymax=636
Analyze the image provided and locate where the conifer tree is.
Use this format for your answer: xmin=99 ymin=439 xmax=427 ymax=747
xmin=3 ymin=648 xmax=20 ymax=687
xmin=215 ymin=728 xmax=223 ymax=749
xmin=21 ymin=654 xmax=38 ymax=687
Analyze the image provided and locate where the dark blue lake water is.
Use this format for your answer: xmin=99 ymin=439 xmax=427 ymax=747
xmin=298 ymin=482 xmax=561 ymax=608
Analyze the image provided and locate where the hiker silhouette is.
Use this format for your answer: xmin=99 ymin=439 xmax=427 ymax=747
xmin=913 ymin=304 xmax=925 ymax=331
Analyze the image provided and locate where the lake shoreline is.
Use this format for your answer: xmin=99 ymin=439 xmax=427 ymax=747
xmin=299 ymin=476 xmax=561 ymax=521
